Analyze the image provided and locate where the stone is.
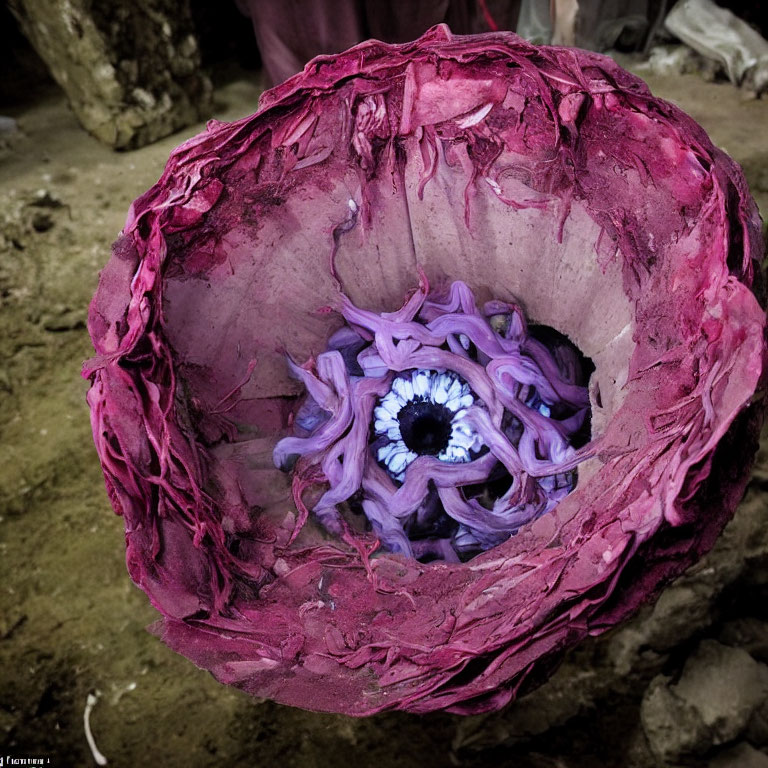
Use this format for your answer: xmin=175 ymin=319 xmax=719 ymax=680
xmin=707 ymin=743 xmax=768 ymax=768
xmin=8 ymin=0 xmax=212 ymax=149
xmin=641 ymin=640 xmax=768 ymax=762
xmin=641 ymin=674 xmax=711 ymax=761
xmin=720 ymin=618 xmax=768 ymax=664
xmin=747 ymin=697 xmax=768 ymax=746
xmin=0 ymin=116 xmax=19 ymax=134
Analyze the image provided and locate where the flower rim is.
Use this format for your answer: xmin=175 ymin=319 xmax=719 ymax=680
xmin=84 ymin=26 xmax=767 ymax=715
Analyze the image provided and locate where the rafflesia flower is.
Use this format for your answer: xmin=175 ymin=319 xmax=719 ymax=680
xmin=84 ymin=26 xmax=767 ymax=715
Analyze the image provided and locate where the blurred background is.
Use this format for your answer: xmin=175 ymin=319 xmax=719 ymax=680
xmin=1 ymin=1 xmax=768 ymax=766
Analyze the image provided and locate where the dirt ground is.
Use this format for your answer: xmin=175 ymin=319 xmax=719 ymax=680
xmin=1 ymin=64 xmax=767 ymax=768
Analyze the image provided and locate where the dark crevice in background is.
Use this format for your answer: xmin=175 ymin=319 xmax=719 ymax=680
xmin=0 ymin=4 xmax=56 ymax=109
xmin=189 ymin=0 xmax=261 ymax=85
xmin=719 ymin=0 xmax=768 ymax=37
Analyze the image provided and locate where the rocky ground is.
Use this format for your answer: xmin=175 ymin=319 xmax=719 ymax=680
xmin=1 ymin=64 xmax=767 ymax=768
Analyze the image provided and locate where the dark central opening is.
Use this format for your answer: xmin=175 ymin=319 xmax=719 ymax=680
xmin=398 ymin=399 xmax=453 ymax=456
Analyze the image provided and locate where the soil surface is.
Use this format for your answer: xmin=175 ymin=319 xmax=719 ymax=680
xmin=1 ymin=66 xmax=767 ymax=768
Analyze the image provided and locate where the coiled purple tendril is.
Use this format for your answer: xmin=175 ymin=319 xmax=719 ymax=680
xmin=274 ymin=276 xmax=593 ymax=563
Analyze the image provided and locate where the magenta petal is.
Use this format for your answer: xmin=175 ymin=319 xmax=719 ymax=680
xmin=85 ymin=25 xmax=766 ymax=715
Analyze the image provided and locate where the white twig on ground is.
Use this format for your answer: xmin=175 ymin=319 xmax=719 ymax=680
xmin=84 ymin=692 xmax=108 ymax=766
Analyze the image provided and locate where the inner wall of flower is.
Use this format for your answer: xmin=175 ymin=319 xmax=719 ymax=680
xmin=274 ymin=280 xmax=593 ymax=563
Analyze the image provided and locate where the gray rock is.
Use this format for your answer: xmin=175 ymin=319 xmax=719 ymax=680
xmin=641 ymin=640 xmax=768 ymax=762
xmin=720 ymin=618 xmax=768 ymax=664
xmin=641 ymin=673 xmax=711 ymax=760
xmin=0 ymin=116 xmax=19 ymax=134
xmin=707 ymin=743 xmax=768 ymax=768
xmin=747 ymin=697 xmax=768 ymax=746
xmin=8 ymin=0 xmax=212 ymax=149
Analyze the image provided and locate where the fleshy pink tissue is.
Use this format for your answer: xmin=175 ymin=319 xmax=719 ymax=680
xmin=84 ymin=26 xmax=766 ymax=715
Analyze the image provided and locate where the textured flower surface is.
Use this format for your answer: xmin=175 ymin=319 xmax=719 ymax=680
xmin=275 ymin=278 xmax=593 ymax=563
xmin=85 ymin=26 xmax=766 ymax=715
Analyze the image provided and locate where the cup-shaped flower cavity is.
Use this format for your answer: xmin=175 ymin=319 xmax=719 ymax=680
xmin=274 ymin=278 xmax=595 ymax=563
xmin=84 ymin=26 xmax=767 ymax=715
